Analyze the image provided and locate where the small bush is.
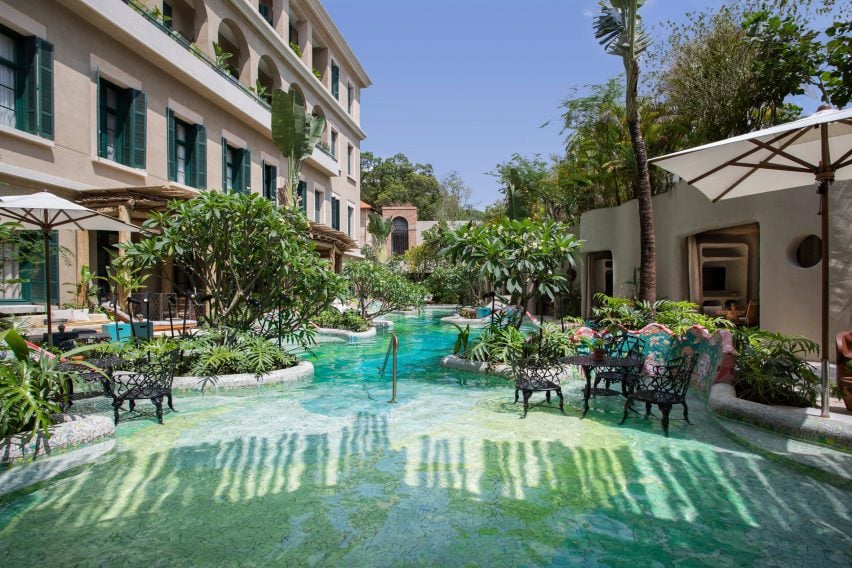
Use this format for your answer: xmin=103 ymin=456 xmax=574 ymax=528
xmin=733 ymin=328 xmax=819 ymax=407
xmin=314 ymin=309 xmax=370 ymax=332
xmin=592 ymin=293 xmax=732 ymax=333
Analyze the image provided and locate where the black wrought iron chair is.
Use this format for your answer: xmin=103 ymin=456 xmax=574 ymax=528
xmin=106 ymin=350 xmax=182 ymax=425
xmin=619 ymin=354 xmax=696 ymax=436
xmin=510 ymin=345 xmax=565 ymax=419
xmin=593 ymin=333 xmax=645 ymax=393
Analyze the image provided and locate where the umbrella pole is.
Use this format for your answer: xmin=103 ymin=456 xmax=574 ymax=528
xmin=819 ymin=181 xmax=830 ymax=417
xmin=43 ymin=229 xmax=53 ymax=347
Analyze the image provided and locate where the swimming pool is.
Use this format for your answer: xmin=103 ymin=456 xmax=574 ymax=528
xmin=0 ymin=311 xmax=850 ymax=566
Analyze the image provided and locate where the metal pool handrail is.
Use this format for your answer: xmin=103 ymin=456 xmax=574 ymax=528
xmin=380 ymin=334 xmax=399 ymax=403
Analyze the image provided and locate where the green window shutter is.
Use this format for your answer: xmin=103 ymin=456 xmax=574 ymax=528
xmin=241 ymin=148 xmax=251 ymax=193
xmin=166 ymin=108 xmax=176 ymax=181
xmin=37 ymin=39 xmax=53 ymax=139
xmin=16 ymin=36 xmax=38 ymax=134
xmin=331 ymin=197 xmax=340 ymax=230
xmin=129 ymin=89 xmax=147 ymax=169
xmin=21 ymin=232 xmax=58 ymax=304
xmin=96 ymin=71 xmax=105 ymax=158
xmin=194 ymin=124 xmax=207 ymax=189
xmin=221 ymin=137 xmax=227 ymax=191
xmin=298 ymin=180 xmax=307 ymax=213
xmin=331 ymin=63 xmax=340 ymax=100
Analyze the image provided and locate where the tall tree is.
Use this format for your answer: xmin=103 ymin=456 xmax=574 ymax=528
xmin=360 ymin=152 xmax=443 ymax=218
xmin=594 ymin=0 xmax=656 ymax=302
xmin=366 ymin=212 xmax=394 ymax=261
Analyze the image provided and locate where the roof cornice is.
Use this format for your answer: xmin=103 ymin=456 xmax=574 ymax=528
xmin=300 ymin=0 xmax=372 ymax=88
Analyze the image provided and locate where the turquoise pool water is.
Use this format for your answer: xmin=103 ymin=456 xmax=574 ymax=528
xmin=0 ymin=310 xmax=850 ymax=566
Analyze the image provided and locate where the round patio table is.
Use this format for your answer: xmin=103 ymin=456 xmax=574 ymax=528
xmin=560 ymin=355 xmax=645 ymax=417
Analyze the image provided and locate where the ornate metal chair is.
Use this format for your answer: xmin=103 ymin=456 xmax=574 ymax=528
xmin=593 ymin=333 xmax=645 ymax=393
xmin=510 ymin=344 xmax=565 ymax=419
xmin=620 ymin=354 xmax=696 ymax=436
xmin=106 ymin=350 xmax=182 ymax=425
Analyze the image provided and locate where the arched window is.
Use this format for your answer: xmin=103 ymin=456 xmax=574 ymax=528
xmin=391 ymin=217 xmax=409 ymax=256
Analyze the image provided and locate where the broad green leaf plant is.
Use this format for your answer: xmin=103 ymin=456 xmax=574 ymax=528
xmin=271 ymin=88 xmax=325 ymax=207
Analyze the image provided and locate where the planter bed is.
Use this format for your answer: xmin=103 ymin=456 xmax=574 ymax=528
xmin=440 ymin=354 xmax=512 ymax=378
xmin=172 ymin=361 xmax=314 ymax=392
xmin=0 ymin=414 xmax=115 ymax=465
xmin=709 ymin=382 xmax=852 ymax=451
xmin=440 ymin=315 xmax=492 ymax=328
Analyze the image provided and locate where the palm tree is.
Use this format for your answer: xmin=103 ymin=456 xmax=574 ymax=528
xmin=367 ymin=212 xmax=394 ymax=261
xmin=594 ymin=0 xmax=656 ymax=302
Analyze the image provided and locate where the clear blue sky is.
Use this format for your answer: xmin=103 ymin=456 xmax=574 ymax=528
xmin=323 ymin=0 xmax=829 ymax=210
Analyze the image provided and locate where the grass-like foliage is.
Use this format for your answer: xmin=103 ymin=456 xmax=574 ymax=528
xmin=592 ymin=293 xmax=732 ymax=333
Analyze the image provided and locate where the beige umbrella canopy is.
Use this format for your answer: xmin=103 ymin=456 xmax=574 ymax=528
xmin=0 ymin=191 xmax=141 ymax=344
xmin=651 ymin=106 xmax=852 ymax=417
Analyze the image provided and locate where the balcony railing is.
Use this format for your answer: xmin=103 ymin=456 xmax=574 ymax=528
xmin=122 ymin=0 xmax=270 ymax=110
xmin=315 ymin=142 xmax=336 ymax=159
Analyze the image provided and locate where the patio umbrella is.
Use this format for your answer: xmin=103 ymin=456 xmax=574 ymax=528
xmin=0 ymin=191 xmax=141 ymax=345
xmin=650 ymin=106 xmax=852 ymax=417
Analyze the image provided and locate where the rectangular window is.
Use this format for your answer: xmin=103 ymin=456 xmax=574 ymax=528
xmin=314 ymin=190 xmax=322 ymax=223
xmin=331 ymin=61 xmax=340 ymax=100
xmin=0 ymin=26 xmax=53 ymax=138
xmin=331 ymin=196 xmax=340 ymax=230
xmin=347 ymin=144 xmax=353 ymax=177
xmin=347 ymin=205 xmax=354 ymax=236
xmin=330 ymin=130 xmax=338 ymax=159
xmin=262 ymin=161 xmax=277 ymax=200
xmin=347 ymin=83 xmax=353 ymax=114
xmin=167 ymin=113 xmax=206 ymax=189
xmin=98 ymin=77 xmax=146 ymax=168
xmin=221 ymin=139 xmax=250 ymax=193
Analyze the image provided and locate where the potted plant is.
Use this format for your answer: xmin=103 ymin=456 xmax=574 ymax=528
xmin=582 ymin=337 xmax=606 ymax=361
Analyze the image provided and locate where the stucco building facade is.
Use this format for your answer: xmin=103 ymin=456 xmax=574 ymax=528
xmin=0 ymin=0 xmax=369 ymax=309
xmin=578 ymin=180 xmax=852 ymax=360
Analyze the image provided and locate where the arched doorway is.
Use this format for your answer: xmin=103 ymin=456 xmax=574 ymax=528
xmin=391 ymin=217 xmax=409 ymax=256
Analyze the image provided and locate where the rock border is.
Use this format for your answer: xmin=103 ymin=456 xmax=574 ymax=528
xmin=440 ymin=315 xmax=492 ymax=328
xmin=315 ymin=326 xmax=376 ymax=341
xmin=709 ymin=383 xmax=852 ymax=451
xmin=172 ymin=361 xmax=314 ymax=392
xmin=1 ymin=414 xmax=115 ymax=465
xmin=440 ymin=354 xmax=512 ymax=378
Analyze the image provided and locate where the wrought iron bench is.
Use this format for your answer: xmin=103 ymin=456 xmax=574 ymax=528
xmin=105 ymin=350 xmax=182 ymax=425
xmin=510 ymin=346 xmax=565 ymax=419
xmin=619 ymin=354 xmax=696 ymax=436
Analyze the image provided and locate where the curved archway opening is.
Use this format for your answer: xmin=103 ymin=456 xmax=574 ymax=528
xmin=392 ymin=217 xmax=409 ymax=256
xmin=216 ymin=19 xmax=248 ymax=81
xmin=257 ymin=55 xmax=279 ymax=103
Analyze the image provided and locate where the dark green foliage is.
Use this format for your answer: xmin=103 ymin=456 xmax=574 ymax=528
xmin=314 ymin=309 xmax=370 ymax=333
xmin=108 ymin=330 xmax=296 ymax=377
xmin=0 ymin=330 xmax=90 ymax=440
xmin=360 ymin=152 xmax=443 ymax=219
xmin=592 ymin=294 xmax=732 ymax=333
xmin=733 ymin=328 xmax=820 ymax=407
xmin=119 ymin=191 xmax=344 ymax=346
xmin=451 ymin=324 xmax=470 ymax=356
xmin=442 ymin=219 xmax=582 ymax=327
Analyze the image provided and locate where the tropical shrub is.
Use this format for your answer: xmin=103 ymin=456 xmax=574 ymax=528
xmin=424 ymin=264 xmax=482 ymax=305
xmin=108 ymin=329 xmax=296 ymax=377
xmin=462 ymin=321 xmax=576 ymax=365
xmin=592 ymin=294 xmax=732 ymax=333
xmin=314 ymin=308 xmax=370 ymax=332
xmin=732 ymin=328 xmax=820 ymax=407
xmin=442 ymin=218 xmax=582 ymax=327
xmin=119 ymin=191 xmax=344 ymax=346
xmin=0 ymin=329 xmax=87 ymax=441
xmin=344 ymin=261 xmax=426 ymax=320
